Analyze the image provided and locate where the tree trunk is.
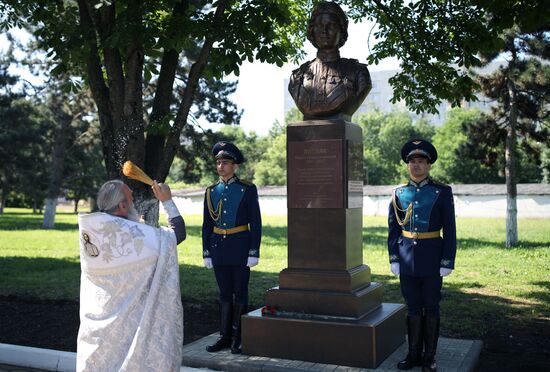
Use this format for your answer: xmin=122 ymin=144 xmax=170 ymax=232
xmin=43 ymin=198 xmax=58 ymax=228
xmin=505 ymin=77 xmax=518 ymax=248
xmin=0 ymin=188 xmax=4 ymax=214
xmin=42 ymin=107 xmax=71 ymax=229
xmin=133 ymin=192 xmax=159 ymax=226
xmin=74 ymin=199 xmax=80 ymax=214
xmin=76 ymin=0 xmax=229 ymax=226
xmin=88 ymin=197 xmax=97 ymax=212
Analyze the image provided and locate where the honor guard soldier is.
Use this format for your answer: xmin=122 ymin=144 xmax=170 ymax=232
xmin=203 ymin=141 xmax=262 ymax=354
xmin=388 ymin=139 xmax=457 ymax=372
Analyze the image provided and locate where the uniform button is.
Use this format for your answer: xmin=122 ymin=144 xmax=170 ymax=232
xmin=415 ymin=201 xmax=419 ymax=204
xmin=413 ymin=241 xmax=418 ymax=245
xmin=224 ymin=198 xmax=227 ymax=201
xmin=415 ymin=214 xmax=418 ymax=218
xmin=223 ymin=235 xmax=226 ymax=239
xmin=223 ymin=223 xmax=226 ymax=226
xmin=223 ymin=210 xmax=227 ymax=214
xmin=225 ymin=186 xmax=228 ymax=189
xmin=416 ymin=188 xmax=420 ymax=192
xmin=414 ymin=227 xmax=418 ymax=231
xmin=436 ymin=190 xmax=440 ymax=193
xmin=241 ymin=188 xmax=244 ymax=192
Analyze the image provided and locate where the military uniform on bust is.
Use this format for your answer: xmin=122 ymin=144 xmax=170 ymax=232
xmin=287 ymin=1 xmax=372 ymax=121
xmin=388 ymin=139 xmax=457 ymax=372
xmin=203 ymin=142 xmax=262 ymax=355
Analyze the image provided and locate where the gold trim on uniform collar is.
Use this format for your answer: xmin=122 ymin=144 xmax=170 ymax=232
xmin=409 ymin=177 xmax=430 ymax=188
xmin=220 ymin=175 xmax=238 ymax=185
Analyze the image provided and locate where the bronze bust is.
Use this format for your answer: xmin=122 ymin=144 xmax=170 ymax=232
xmin=288 ymin=2 xmax=372 ymax=121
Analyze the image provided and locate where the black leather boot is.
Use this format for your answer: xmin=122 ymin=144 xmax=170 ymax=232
xmin=230 ymin=302 xmax=247 ymax=354
xmin=206 ymin=301 xmax=232 ymax=352
xmin=397 ymin=315 xmax=423 ymax=370
xmin=422 ymin=316 xmax=440 ymax=372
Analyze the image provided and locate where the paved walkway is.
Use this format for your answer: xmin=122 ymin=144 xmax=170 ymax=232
xmin=1 ymin=334 xmax=482 ymax=372
xmin=183 ymin=333 xmax=482 ymax=372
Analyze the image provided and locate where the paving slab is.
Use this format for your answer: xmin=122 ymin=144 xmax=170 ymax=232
xmin=183 ymin=333 xmax=482 ymax=372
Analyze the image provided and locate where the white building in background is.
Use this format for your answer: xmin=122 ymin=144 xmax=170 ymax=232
xmin=171 ymin=184 xmax=550 ymax=219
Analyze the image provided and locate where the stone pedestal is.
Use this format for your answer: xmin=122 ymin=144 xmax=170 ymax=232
xmin=242 ymin=120 xmax=405 ymax=368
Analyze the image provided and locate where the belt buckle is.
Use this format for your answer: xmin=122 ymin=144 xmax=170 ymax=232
xmin=412 ymin=232 xmax=419 ymax=239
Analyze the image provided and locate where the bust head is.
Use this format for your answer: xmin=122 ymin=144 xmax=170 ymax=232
xmin=307 ymin=2 xmax=348 ymax=50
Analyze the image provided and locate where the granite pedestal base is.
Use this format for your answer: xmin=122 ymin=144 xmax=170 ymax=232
xmin=242 ymin=303 xmax=406 ymax=369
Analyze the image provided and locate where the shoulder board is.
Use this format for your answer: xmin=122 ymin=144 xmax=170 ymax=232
xmin=431 ymin=179 xmax=448 ymax=187
xmin=392 ymin=183 xmax=408 ymax=190
xmin=239 ymin=179 xmax=254 ymax=186
xmin=206 ymin=181 xmax=219 ymax=190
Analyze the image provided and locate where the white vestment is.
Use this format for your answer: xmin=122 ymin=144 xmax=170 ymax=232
xmin=76 ymin=213 xmax=183 ymax=372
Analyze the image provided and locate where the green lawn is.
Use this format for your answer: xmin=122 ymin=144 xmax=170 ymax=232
xmin=1 ymin=208 xmax=549 ymax=344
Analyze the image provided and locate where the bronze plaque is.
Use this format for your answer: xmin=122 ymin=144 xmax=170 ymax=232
xmin=288 ymin=140 xmax=343 ymax=208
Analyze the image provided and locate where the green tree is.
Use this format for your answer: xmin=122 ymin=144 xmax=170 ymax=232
xmin=2 ymin=0 xmax=309 ymax=223
xmin=357 ymin=110 xmax=434 ymax=185
xmin=38 ymin=76 xmax=98 ymax=227
xmin=254 ymin=108 xmax=301 ymax=186
xmin=254 ymin=133 xmax=286 ymax=186
xmin=64 ymin=121 xmax=107 ymax=213
xmin=169 ymin=124 xmax=266 ymax=186
xmin=0 ymin=53 xmax=52 ymax=213
xmin=430 ymin=108 xmax=501 ymax=184
xmin=5 ymin=0 xmax=549 ymax=224
xmin=469 ymin=29 xmax=550 ymax=247
xmin=342 ymin=0 xmax=549 ymax=113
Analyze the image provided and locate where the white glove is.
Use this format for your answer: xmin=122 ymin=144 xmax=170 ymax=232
xmin=161 ymin=199 xmax=181 ymax=219
xmin=440 ymin=267 xmax=453 ymax=277
xmin=247 ymin=257 xmax=259 ymax=267
xmin=390 ymin=262 xmax=400 ymax=276
xmin=203 ymin=258 xmax=213 ymax=269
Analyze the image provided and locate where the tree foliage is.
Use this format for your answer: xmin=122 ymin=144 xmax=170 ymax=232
xmin=63 ymin=120 xmax=107 ymax=213
xmin=254 ymin=108 xmax=302 ymax=186
xmin=341 ymin=0 xmax=549 ymax=114
xmin=1 ymin=0 xmax=311 ymax=222
xmin=0 ymin=52 xmax=51 ymax=213
xmin=3 ymin=0 xmax=549 ymax=224
xmin=357 ymin=110 xmax=434 ymax=185
xmin=430 ymin=108 xmax=501 ymax=184
xmin=468 ymin=25 xmax=549 ymax=246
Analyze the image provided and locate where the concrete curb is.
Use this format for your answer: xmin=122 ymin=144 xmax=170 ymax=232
xmin=459 ymin=340 xmax=484 ymax=372
xmin=0 ymin=344 xmax=75 ymax=372
xmin=0 ymin=343 xmax=215 ymax=372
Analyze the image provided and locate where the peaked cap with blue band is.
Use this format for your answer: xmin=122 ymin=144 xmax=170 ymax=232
xmin=401 ymin=139 xmax=438 ymax=164
xmin=212 ymin=141 xmax=244 ymax=164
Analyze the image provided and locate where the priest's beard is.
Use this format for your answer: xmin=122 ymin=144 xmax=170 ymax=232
xmin=127 ymin=203 xmax=141 ymax=223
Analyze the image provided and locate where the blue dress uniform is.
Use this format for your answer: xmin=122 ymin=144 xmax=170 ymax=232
xmin=388 ymin=139 xmax=456 ymax=372
xmin=203 ymin=142 xmax=262 ymax=355
xmin=202 ymin=175 xmax=262 ymax=300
